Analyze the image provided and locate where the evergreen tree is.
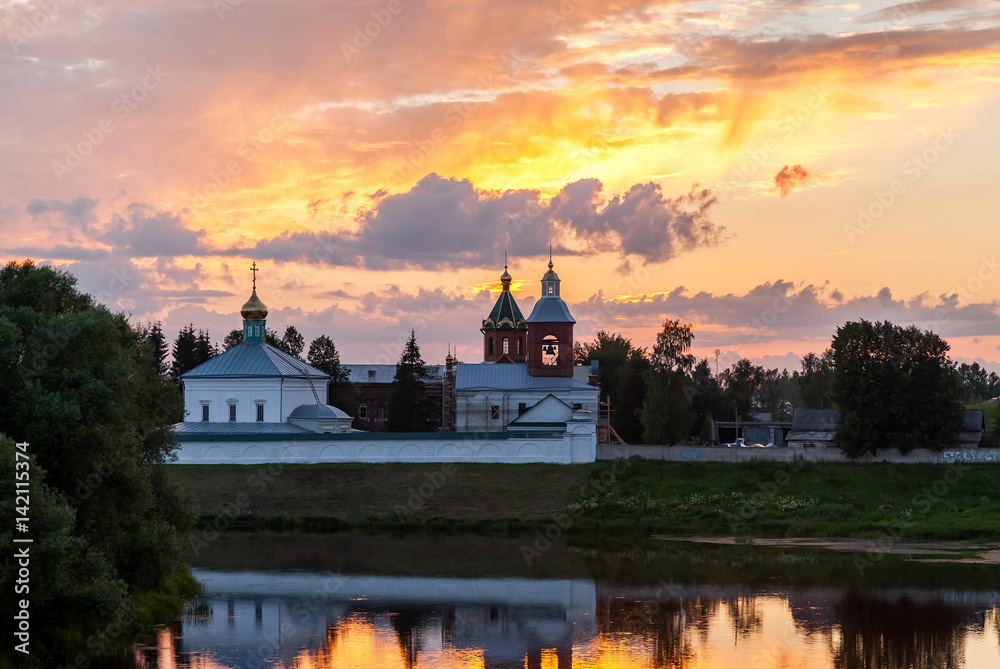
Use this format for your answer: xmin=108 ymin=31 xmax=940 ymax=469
xmin=307 ymin=334 xmax=352 ymax=407
xmin=223 ymin=328 xmax=243 ymax=351
xmin=170 ymin=323 xmax=199 ymax=380
xmin=195 ymin=328 xmax=217 ymax=364
xmin=386 ymin=330 xmax=432 ymax=432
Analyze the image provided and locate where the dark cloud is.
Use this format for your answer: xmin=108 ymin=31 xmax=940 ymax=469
xmin=101 ymin=203 xmax=206 ymax=257
xmin=25 ymin=196 xmax=100 ymax=231
xmin=774 ymin=164 xmax=810 ymax=197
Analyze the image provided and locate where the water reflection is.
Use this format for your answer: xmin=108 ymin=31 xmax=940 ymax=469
xmin=133 ymin=570 xmax=1000 ymax=668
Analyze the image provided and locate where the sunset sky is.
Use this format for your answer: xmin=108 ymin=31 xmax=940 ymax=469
xmin=3 ymin=0 xmax=1000 ymax=370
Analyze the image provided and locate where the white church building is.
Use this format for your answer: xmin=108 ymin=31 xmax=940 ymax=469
xmin=171 ymin=260 xmax=598 ymax=465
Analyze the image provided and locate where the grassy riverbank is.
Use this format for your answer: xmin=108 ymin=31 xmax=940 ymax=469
xmin=168 ymin=459 xmax=1000 ymax=541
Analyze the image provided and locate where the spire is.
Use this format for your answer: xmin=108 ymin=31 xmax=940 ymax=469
xmin=500 ymin=250 xmax=512 ymax=289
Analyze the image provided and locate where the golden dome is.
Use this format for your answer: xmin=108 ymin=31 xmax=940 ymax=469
xmin=241 ymin=287 xmax=268 ymax=321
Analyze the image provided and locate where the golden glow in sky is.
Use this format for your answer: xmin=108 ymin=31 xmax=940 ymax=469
xmin=4 ymin=0 xmax=1000 ymax=369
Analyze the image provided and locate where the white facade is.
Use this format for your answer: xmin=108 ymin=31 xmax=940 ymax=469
xmin=182 ymin=377 xmax=327 ymax=424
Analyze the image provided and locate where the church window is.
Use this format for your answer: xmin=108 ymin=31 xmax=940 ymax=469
xmin=490 ymin=405 xmax=500 ymax=420
xmin=541 ymin=335 xmax=559 ymax=366
xmin=488 ymin=338 xmax=494 ymax=356
xmin=359 ymin=403 xmax=368 ymax=419
xmin=202 ymin=405 xmax=209 ymax=422
xmin=256 ymin=404 xmax=264 ymax=422
xmin=229 ymin=404 xmax=237 ymax=421
xmin=518 ymin=402 xmax=527 ymax=414
xmin=377 ymin=406 xmax=385 ymax=420
xmin=517 ymin=338 xmax=522 ymax=356
xmin=502 ymin=337 xmax=509 ymax=355
xmin=546 ymin=284 xmax=553 ymax=296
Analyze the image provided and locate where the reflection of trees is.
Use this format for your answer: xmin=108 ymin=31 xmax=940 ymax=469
xmin=832 ymin=593 xmax=965 ymax=669
xmin=391 ymin=609 xmax=431 ymax=669
xmin=598 ymin=596 xmax=721 ymax=668
xmin=726 ymin=597 xmax=763 ymax=637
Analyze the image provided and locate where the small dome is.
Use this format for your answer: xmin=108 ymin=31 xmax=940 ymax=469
xmin=241 ymin=287 xmax=268 ymax=321
xmin=542 ymin=258 xmax=559 ymax=282
xmin=288 ymin=404 xmax=351 ymax=420
xmin=500 ymin=265 xmax=512 ymax=286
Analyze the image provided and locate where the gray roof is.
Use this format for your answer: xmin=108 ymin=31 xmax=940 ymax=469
xmin=790 ymin=409 xmax=840 ymax=431
xmin=287 ymin=404 xmax=352 ymax=420
xmin=181 ymin=342 xmax=329 ymax=379
xmin=455 ymin=363 xmax=595 ymax=391
xmin=525 ymin=297 xmax=576 ymax=324
xmin=172 ymin=421 xmax=312 ymax=435
xmin=344 ymin=364 xmax=444 ymax=384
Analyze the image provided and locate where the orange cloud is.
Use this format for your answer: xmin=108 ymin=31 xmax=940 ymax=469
xmin=774 ymin=164 xmax=811 ymax=197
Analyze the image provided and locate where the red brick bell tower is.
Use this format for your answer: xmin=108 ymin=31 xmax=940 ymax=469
xmin=525 ymin=255 xmax=575 ymax=377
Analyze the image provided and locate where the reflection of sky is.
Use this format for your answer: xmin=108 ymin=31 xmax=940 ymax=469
xmin=137 ymin=571 xmax=1000 ymax=668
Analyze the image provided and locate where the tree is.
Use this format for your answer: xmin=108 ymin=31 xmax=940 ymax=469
xmin=308 ymin=334 xmax=352 ymax=407
xmin=831 ymin=319 xmax=964 ymax=456
xmin=275 ymin=325 xmax=304 ymax=359
xmin=170 ymin=324 xmax=217 ymax=380
xmin=0 ymin=260 xmax=193 ymax=658
xmin=720 ymin=358 xmax=764 ymax=422
xmin=958 ymin=361 xmax=1000 ymax=401
xmin=575 ymin=331 xmax=649 ymax=444
xmin=650 ymin=319 xmax=695 ymax=374
xmin=223 ymin=328 xmax=243 ymax=350
xmin=386 ymin=330 xmax=432 ymax=432
xmin=642 ymin=320 xmax=697 ymax=444
xmin=690 ymin=357 xmax=726 ymax=441
xmin=794 ymin=350 xmax=835 ymax=409
xmin=755 ymin=367 xmax=795 ymax=421
xmin=137 ymin=321 xmax=169 ymax=376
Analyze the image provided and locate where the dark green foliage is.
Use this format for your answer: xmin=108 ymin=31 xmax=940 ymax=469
xmin=831 ymin=320 xmax=964 ymax=456
xmin=0 ymin=260 xmax=193 ymax=659
xmin=794 ymin=350 xmax=835 ymax=409
xmin=690 ymin=358 xmax=726 ymax=439
xmin=575 ymin=331 xmax=649 ymax=443
xmin=386 ymin=330 xmax=434 ymax=432
xmin=958 ymin=361 xmax=1000 ymax=401
xmin=170 ymin=323 xmax=217 ymax=379
xmin=641 ymin=367 xmax=696 ymax=444
xmin=307 ymin=334 xmax=352 ymax=407
xmin=642 ymin=321 xmax=697 ymax=444
xmin=137 ymin=321 xmax=169 ymax=376
xmin=720 ymin=358 xmax=763 ymax=421
xmin=223 ymin=328 xmax=243 ymax=350
xmin=279 ymin=325 xmax=305 ymax=359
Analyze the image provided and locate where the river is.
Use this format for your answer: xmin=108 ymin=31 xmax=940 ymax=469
xmin=124 ymin=534 xmax=1000 ymax=668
